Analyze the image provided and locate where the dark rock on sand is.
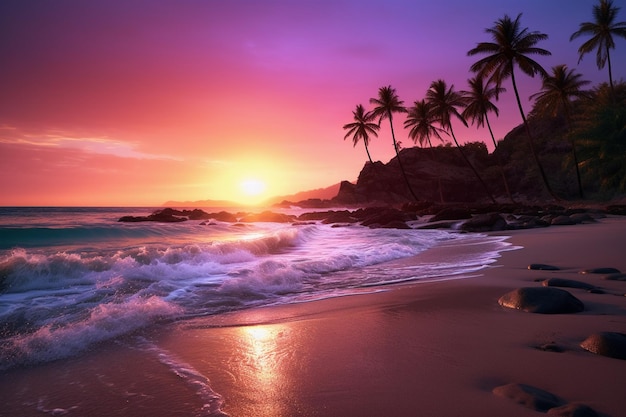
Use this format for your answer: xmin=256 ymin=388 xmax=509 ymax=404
xmin=492 ymin=383 xmax=564 ymax=412
xmin=603 ymin=273 xmax=626 ymax=281
xmin=498 ymin=287 xmax=584 ymax=314
xmin=460 ymin=213 xmax=507 ymax=232
xmin=580 ymin=267 xmax=621 ymax=274
xmin=580 ymin=332 xmax=626 ymax=360
xmin=547 ymin=403 xmax=599 ymax=417
xmin=529 ymin=263 xmax=560 ymax=271
xmin=541 ymin=278 xmax=598 ymax=291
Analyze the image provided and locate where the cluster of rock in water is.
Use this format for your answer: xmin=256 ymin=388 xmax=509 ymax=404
xmin=118 ymin=203 xmax=626 ymax=232
xmin=495 ymin=263 xmax=626 ymax=416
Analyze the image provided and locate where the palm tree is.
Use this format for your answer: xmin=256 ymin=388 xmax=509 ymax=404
xmin=570 ymin=0 xmax=626 ymax=99
xmin=530 ymin=65 xmax=591 ymax=198
xmin=343 ymin=104 xmax=380 ymax=164
xmin=369 ymin=85 xmax=418 ymax=201
xmin=462 ymin=76 xmax=514 ymax=203
xmin=404 ymin=99 xmax=446 ymax=148
xmin=425 ymin=79 xmax=496 ymax=204
xmin=468 ymin=13 xmax=558 ymax=200
xmin=404 ymin=99 xmax=447 ymax=202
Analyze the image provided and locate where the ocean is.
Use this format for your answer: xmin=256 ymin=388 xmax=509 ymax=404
xmin=0 ymin=206 xmax=514 ymax=415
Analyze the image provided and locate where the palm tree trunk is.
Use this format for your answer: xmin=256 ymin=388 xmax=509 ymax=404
xmin=606 ymin=45 xmax=615 ymax=102
xmin=510 ymin=68 xmax=560 ymax=201
xmin=364 ymin=142 xmax=374 ymax=164
xmin=449 ymin=126 xmax=497 ymax=204
xmin=388 ymin=112 xmax=419 ymax=202
xmin=485 ymin=115 xmax=515 ymax=203
xmin=428 ymin=144 xmax=445 ymax=203
xmin=564 ymin=109 xmax=584 ymax=199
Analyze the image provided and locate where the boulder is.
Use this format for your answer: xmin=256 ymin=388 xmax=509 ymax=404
xmin=460 ymin=213 xmax=506 ymax=232
xmin=360 ymin=208 xmax=412 ymax=227
xmin=541 ymin=278 xmax=598 ymax=291
xmin=239 ymin=211 xmax=295 ymax=223
xmin=321 ymin=211 xmax=358 ymax=224
xmin=492 ymin=383 xmax=564 ymax=412
xmin=580 ymin=332 xmax=626 ymax=360
xmin=547 ymin=403 xmax=599 ymax=417
xmin=551 ymin=215 xmax=575 ymax=226
xmin=429 ymin=206 xmax=472 ymax=222
xmin=529 ymin=263 xmax=560 ymax=271
xmin=603 ymin=273 xmax=626 ymax=281
xmin=498 ymin=287 xmax=584 ymax=314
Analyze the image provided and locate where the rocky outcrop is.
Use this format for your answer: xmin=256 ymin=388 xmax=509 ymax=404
xmin=580 ymin=332 xmax=626 ymax=360
xmin=498 ymin=287 xmax=584 ymax=314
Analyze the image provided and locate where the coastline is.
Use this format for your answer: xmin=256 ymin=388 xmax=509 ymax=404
xmin=1 ymin=217 xmax=625 ymax=416
xmin=162 ymin=216 xmax=626 ymax=416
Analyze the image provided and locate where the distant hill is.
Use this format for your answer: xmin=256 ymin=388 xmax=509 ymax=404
xmin=161 ymin=199 xmax=240 ymax=208
xmin=263 ymin=182 xmax=342 ymax=205
xmin=162 ymin=183 xmax=342 ymax=208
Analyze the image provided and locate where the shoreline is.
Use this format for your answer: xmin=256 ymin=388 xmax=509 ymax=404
xmin=162 ymin=217 xmax=626 ymax=416
xmin=1 ymin=217 xmax=625 ymax=416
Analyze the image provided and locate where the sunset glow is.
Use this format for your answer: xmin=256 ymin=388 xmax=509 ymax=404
xmin=1 ymin=1 xmax=624 ymax=206
xmin=240 ymin=179 xmax=267 ymax=197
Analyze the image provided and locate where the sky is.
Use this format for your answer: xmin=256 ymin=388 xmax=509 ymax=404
xmin=1 ymin=0 xmax=625 ymax=206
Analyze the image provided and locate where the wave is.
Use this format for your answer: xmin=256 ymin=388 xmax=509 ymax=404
xmin=0 ymin=223 xmax=512 ymax=370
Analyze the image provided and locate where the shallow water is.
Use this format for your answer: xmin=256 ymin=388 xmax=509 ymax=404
xmin=0 ymin=206 xmax=515 ymax=415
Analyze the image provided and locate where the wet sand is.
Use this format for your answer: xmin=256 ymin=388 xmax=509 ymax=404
xmin=2 ymin=217 xmax=626 ymax=416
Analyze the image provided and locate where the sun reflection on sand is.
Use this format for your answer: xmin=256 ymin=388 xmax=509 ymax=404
xmin=233 ymin=323 xmax=294 ymax=416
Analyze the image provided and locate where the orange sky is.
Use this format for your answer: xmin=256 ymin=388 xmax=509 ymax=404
xmin=1 ymin=1 xmax=623 ymax=206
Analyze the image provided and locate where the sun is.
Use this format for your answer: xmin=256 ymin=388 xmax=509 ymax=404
xmin=239 ymin=178 xmax=267 ymax=196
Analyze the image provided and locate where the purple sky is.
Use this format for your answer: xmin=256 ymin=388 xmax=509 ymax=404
xmin=1 ymin=0 xmax=624 ymax=205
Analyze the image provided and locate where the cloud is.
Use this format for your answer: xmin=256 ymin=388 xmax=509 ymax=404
xmin=0 ymin=126 xmax=179 ymax=161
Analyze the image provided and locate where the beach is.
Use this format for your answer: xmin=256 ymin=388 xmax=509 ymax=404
xmin=2 ymin=216 xmax=626 ymax=416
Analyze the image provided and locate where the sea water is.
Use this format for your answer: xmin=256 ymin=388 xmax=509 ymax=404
xmin=0 ymin=207 xmax=512 ymax=375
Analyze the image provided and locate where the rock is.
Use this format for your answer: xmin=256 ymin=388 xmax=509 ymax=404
xmin=239 ymin=211 xmax=295 ymax=223
xmin=568 ymin=213 xmax=596 ymax=224
xmin=360 ymin=207 xmax=413 ymax=227
xmin=606 ymin=204 xmax=626 ymax=215
xmin=529 ymin=263 xmax=560 ymax=271
xmin=207 ymin=211 xmax=238 ymax=222
xmin=429 ymin=206 xmax=472 ymax=222
xmin=541 ymin=278 xmax=598 ymax=291
xmin=579 ymin=267 xmax=621 ymax=274
xmin=547 ymin=403 xmax=599 ymax=417
xmin=379 ymin=220 xmax=410 ymax=229
xmin=603 ymin=273 xmax=626 ymax=281
xmin=321 ymin=211 xmax=358 ymax=224
xmin=492 ymin=383 xmax=564 ymax=412
xmin=580 ymin=332 xmax=626 ymax=360
xmin=460 ymin=213 xmax=507 ymax=232
xmin=551 ymin=215 xmax=575 ymax=226
xmin=498 ymin=287 xmax=584 ymax=314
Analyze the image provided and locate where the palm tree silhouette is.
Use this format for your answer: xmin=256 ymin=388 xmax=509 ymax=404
xmin=462 ymin=76 xmax=514 ymax=203
xmin=530 ymin=65 xmax=591 ymax=199
xmin=343 ymin=104 xmax=380 ymax=164
xmin=570 ymin=0 xmax=626 ymax=100
xmin=404 ymin=99 xmax=447 ymax=202
xmin=426 ymin=79 xmax=496 ymax=204
xmin=468 ymin=13 xmax=558 ymax=200
xmin=370 ymin=85 xmax=418 ymax=201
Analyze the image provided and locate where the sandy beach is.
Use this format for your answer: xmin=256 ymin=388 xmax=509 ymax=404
xmin=2 ymin=216 xmax=626 ymax=417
